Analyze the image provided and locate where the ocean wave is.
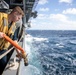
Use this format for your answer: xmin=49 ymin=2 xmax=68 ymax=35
xmin=24 ymin=31 xmax=76 ymax=75
xmin=25 ymin=34 xmax=33 ymax=42
xmin=69 ymin=40 xmax=76 ymax=44
xmin=25 ymin=34 xmax=49 ymax=43
xmin=56 ymin=43 xmax=64 ymax=48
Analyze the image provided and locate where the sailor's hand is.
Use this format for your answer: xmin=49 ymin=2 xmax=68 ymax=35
xmin=16 ymin=53 xmax=22 ymax=59
xmin=0 ymin=32 xmax=4 ymax=38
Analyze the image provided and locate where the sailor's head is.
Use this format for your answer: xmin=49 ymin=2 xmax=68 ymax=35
xmin=10 ymin=6 xmax=24 ymax=22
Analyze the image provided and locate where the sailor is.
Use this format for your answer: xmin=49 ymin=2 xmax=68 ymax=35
xmin=0 ymin=6 xmax=24 ymax=74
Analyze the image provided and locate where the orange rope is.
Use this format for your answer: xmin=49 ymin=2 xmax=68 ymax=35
xmin=3 ymin=34 xmax=24 ymax=53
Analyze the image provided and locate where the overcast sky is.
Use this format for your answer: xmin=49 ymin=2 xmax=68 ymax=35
xmin=30 ymin=0 xmax=76 ymax=30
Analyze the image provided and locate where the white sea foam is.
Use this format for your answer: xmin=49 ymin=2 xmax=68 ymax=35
xmin=72 ymin=60 xmax=76 ymax=66
xmin=23 ymin=39 xmax=31 ymax=54
xmin=56 ymin=43 xmax=64 ymax=48
xmin=69 ymin=40 xmax=76 ymax=44
xmin=33 ymin=37 xmax=48 ymax=42
xmin=24 ymin=34 xmax=48 ymax=42
xmin=25 ymin=34 xmax=33 ymax=42
xmin=23 ymin=34 xmax=33 ymax=60
xmin=48 ymin=53 xmax=63 ymax=58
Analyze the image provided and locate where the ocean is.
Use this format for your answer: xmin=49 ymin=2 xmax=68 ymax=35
xmin=20 ymin=30 xmax=76 ymax=75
